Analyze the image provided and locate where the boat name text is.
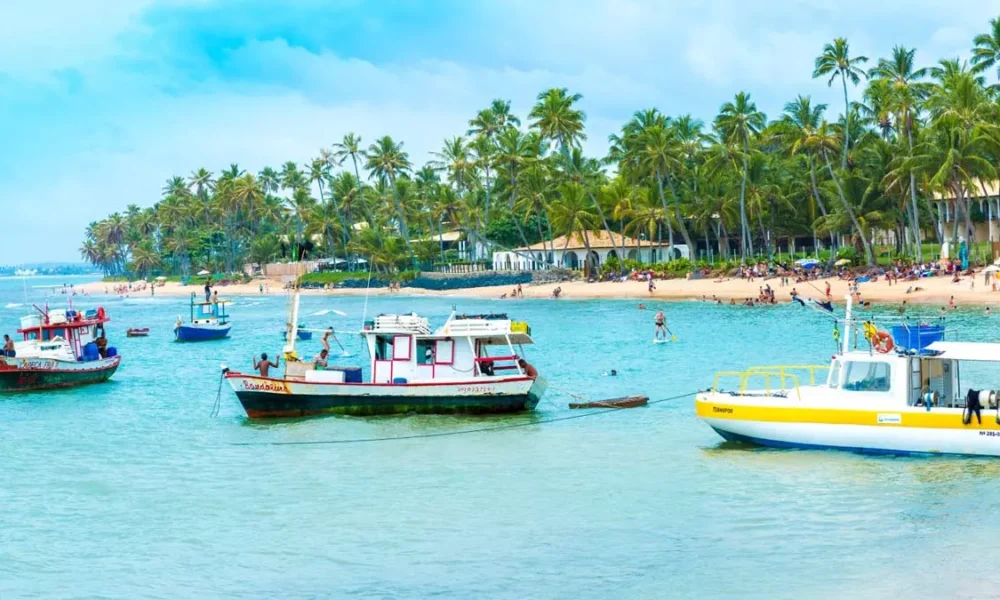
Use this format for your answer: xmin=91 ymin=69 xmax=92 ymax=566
xmin=712 ymin=406 xmax=734 ymax=414
xmin=242 ymin=380 xmax=288 ymax=393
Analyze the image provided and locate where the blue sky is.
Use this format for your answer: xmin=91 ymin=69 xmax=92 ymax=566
xmin=4 ymin=0 xmax=1000 ymax=263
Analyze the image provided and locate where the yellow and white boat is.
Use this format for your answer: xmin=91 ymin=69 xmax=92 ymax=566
xmin=697 ymin=296 xmax=1000 ymax=457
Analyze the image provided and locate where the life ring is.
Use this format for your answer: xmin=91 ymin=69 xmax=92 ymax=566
xmin=872 ymin=331 xmax=894 ymax=354
xmin=96 ymin=307 xmax=106 ymax=320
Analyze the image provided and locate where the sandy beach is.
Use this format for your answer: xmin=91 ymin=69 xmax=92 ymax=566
xmin=76 ymin=271 xmax=1000 ymax=307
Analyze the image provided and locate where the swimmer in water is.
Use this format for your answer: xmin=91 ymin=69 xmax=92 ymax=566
xmin=638 ymin=303 xmax=646 ymax=310
xmin=654 ymin=309 xmax=666 ymax=340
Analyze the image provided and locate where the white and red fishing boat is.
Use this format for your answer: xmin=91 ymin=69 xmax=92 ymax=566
xmin=1 ymin=305 xmax=121 ymax=392
xmin=224 ymin=293 xmax=546 ymax=418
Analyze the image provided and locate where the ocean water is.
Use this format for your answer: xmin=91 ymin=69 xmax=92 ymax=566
xmin=3 ymin=276 xmax=1000 ymax=599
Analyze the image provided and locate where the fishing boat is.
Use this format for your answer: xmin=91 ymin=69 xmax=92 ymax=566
xmin=224 ymin=291 xmax=546 ymax=417
xmin=174 ymin=294 xmax=231 ymax=342
xmin=0 ymin=305 xmax=120 ymax=391
xmin=126 ymin=327 xmax=149 ymax=338
xmin=281 ymin=325 xmax=313 ymax=341
xmin=696 ymin=295 xmax=1000 ymax=457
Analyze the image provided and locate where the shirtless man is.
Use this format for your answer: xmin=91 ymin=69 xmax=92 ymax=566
xmin=3 ymin=334 xmax=15 ymax=357
xmin=654 ymin=309 xmax=667 ymax=340
xmin=517 ymin=358 xmax=538 ymax=378
xmin=253 ymin=353 xmax=279 ymax=377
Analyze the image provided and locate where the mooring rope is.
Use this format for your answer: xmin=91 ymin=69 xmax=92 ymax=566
xmin=229 ymin=389 xmax=702 ymax=447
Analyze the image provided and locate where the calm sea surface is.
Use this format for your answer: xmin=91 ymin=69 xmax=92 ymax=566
xmin=3 ymin=276 xmax=1000 ymax=599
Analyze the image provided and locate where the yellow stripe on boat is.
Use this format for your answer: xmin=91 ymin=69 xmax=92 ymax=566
xmin=695 ymin=397 xmax=1000 ymax=431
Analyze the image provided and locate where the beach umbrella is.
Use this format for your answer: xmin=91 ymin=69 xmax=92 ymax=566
xmin=834 ymin=259 xmax=851 ymax=266
xmin=197 ymin=270 xmax=211 ymax=276
xmin=795 ymin=258 xmax=819 ymax=266
xmin=985 ymin=265 xmax=1000 ymax=273
xmin=155 ymin=276 xmax=167 ymax=281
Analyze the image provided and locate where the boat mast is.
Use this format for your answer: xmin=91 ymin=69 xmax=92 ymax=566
xmin=841 ymin=293 xmax=853 ymax=355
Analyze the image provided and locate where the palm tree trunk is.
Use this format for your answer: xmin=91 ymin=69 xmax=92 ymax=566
xmin=654 ymin=172 xmax=675 ymax=255
xmin=508 ymin=166 xmax=532 ymax=250
xmin=738 ymin=142 xmax=752 ymax=262
xmin=664 ymin=172 xmax=697 ymax=252
xmin=387 ymin=174 xmax=415 ymax=258
xmin=823 ymin=149 xmax=874 ymax=265
xmin=905 ymin=123 xmax=923 ymax=261
xmin=841 ymin=71 xmax=850 ymax=170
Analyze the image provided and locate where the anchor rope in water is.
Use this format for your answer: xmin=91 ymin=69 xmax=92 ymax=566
xmin=229 ymin=390 xmax=702 ymax=447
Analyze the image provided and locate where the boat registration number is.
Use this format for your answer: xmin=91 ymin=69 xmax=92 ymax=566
xmin=458 ymin=385 xmax=497 ymax=394
xmin=979 ymin=431 xmax=1000 ymax=437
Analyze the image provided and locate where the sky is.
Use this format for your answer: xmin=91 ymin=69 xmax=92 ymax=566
xmin=4 ymin=0 xmax=1000 ymax=263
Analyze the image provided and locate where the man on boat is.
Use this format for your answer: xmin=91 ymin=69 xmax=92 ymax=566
xmin=204 ymin=280 xmax=211 ymax=302
xmin=654 ymin=310 xmax=667 ymax=340
xmin=3 ymin=334 xmax=15 ymax=358
xmin=95 ymin=328 xmax=108 ymax=359
xmin=253 ymin=353 xmax=279 ymax=377
xmin=518 ymin=358 xmax=538 ymax=378
xmin=313 ymin=349 xmax=329 ymax=370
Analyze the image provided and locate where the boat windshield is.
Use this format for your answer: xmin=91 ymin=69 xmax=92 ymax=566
xmin=842 ymin=361 xmax=891 ymax=392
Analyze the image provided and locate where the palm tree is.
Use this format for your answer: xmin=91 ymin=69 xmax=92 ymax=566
xmin=972 ymin=17 xmax=1000 ymax=85
xmin=814 ymin=37 xmax=869 ymax=169
xmin=365 ymin=135 xmax=415 ymax=255
xmin=530 ymin=88 xmax=623 ymax=262
xmin=548 ymin=182 xmax=599 ymax=273
xmin=715 ymin=92 xmax=766 ymax=261
xmin=869 ymin=45 xmax=931 ymax=257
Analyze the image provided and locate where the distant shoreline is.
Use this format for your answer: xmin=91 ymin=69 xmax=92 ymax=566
xmin=74 ymin=271 xmax=1000 ymax=307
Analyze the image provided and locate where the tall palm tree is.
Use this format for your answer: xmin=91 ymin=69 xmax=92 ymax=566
xmin=870 ymin=45 xmax=931 ymax=256
xmin=715 ymin=91 xmax=766 ymax=261
xmin=366 ymin=135 xmax=415 ymax=256
xmin=548 ymin=182 xmax=599 ymax=273
xmin=530 ymin=88 xmax=623 ymax=262
xmin=814 ymin=37 xmax=869 ymax=169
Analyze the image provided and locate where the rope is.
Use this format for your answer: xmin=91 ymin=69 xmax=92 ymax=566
xmin=210 ymin=368 xmax=226 ymax=417
xmin=230 ymin=389 xmax=701 ymax=447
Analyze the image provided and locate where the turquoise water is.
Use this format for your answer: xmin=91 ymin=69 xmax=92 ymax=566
xmin=4 ymin=276 xmax=1000 ymax=599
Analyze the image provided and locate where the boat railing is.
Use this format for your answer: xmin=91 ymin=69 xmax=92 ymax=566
xmin=712 ymin=369 xmax=810 ymax=401
xmin=746 ymin=365 xmax=830 ymax=386
xmin=474 ymin=354 xmax=521 ymax=375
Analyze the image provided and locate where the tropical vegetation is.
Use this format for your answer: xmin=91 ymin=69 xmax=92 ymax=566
xmin=82 ymin=20 xmax=1000 ymax=276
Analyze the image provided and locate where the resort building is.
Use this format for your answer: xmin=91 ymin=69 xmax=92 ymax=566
xmin=932 ymin=181 xmax=1000 ymax=244
xmin=492 ymin=231 xmax=690 ymax=271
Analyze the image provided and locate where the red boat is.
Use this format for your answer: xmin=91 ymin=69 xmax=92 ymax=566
xmin=0 ymin=305 xmax=121 ymax=392
xmin=126 ymin=328 xmax=150 ymax=337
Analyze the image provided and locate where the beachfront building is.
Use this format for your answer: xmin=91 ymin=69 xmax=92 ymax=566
xmin=492 ymin=231 xmax=689 ymax=272
xmin=932 ymin=181 xmax=1000 ymax=244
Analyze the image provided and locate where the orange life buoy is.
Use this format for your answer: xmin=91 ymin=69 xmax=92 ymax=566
xmin=96 ymin=306 xmax=106 ymax=320
xmin=873 ymin=331 xmax=894 ymax=354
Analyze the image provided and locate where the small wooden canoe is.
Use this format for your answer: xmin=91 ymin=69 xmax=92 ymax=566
xmin=569 ymin=395 xmax=648 ymax=409
xmin=126 ymin=328 xmax=150 ymax=337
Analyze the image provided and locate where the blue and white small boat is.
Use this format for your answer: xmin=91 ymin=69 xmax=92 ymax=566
xmin=175 ymin=294 xmax=231 ymax=342
xmin=282 ymin=325 xmax=313 ymax=341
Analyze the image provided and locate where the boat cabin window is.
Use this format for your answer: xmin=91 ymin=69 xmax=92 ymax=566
xmin=374 ymin=336 xmax=394 ymax=360
xmin=44 ymin=328 xmax=65 ymax=341
xmin=842 ymin=361 xmax=891 ymax=392
xmin=434 ymin=339 xmax=454 ymax=365
xmin=828 ymin=361 xmax=841 ymax=389
xmin=393 ymin=335 xmax=411 ymax=361
xmin=416 ymin=339 xmax=435 ymax=364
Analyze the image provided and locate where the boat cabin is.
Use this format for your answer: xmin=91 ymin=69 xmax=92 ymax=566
xmin=15 ymin=306 xmax=112 ymax=362
xmin=187 ymin=296 xmax=229 ymax=325
xmin=361 ymin=313 xmax=533 ymax=384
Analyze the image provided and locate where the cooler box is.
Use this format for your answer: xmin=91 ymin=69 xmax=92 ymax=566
xmin=305 ymin=369 xmax=345 ymax=383
xmin=341 ymin=367 xmax=363 ymax=383
xmin=891 ymin=325 xmax=944 ymax=352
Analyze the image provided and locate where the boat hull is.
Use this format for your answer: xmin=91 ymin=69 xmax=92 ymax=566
xmin=697 ymin=395 xmax=1000 ymax=457
xmin=174 ymin=324 xmax=231 ymax=342
xmin=227 ymin=373 xmax=546 ymax=418
xmin=0 ymin=356 xmax=121 ymax=392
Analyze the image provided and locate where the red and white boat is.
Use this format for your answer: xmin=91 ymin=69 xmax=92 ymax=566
xmin=0 ymin=306 xmax=121 ymax=392
xmin=225 ymin=299 xmax=546 ymax=418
